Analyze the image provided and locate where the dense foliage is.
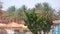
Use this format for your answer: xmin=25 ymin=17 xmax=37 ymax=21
xmin=2 ymin=2 xmax=60 ymax=34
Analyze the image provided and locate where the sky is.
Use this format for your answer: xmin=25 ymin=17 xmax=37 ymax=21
xmin=0 ymin=0 xmax=60 ymax=11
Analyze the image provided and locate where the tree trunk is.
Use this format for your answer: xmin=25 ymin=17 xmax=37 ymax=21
xmin=39 ymin=31 xmax=42 ymax=34
xmin=43 ymin=31 xmax=46 ymax=34
xmin=46 ymin=32 xmax=49 ymax=34
xmin=44 ymin=32 xmax=45 ymax=34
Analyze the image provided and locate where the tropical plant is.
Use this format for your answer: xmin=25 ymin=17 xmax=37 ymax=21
xmin=24 ymin=3 xmax=54 ymax=34
xmin=3 ymin=6 xmax=16 ymax=20
xmin=24 ymin=8 xmax=42 ymax=34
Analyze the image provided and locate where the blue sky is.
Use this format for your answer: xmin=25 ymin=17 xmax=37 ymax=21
xmin=1 ymin=0 xmax=60 ymax=11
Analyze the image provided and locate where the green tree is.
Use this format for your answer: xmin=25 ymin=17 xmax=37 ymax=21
xmin=3 ymin=5 xmax=27 ymax=20
xmin=24 ymin=8 xmax=45 ymax=34
xmin=35 ymin=3 xmax=43 ymax=14
xmin=43 ymin=2 xmax=52 ymax=15
xmin=41 ymin=11 xmax=53 ymax=34
xmin=35 ymin=3 xmax=42 ymax=10
xmin=58 ymin=10 xmax=60 ymax=16
xmin=24 ymin=3 xmax=54 ymax=34
xmin=3 ymin=6 xmax=16 ymax=20
xmin=17 ymin=5 xmax=27 ymax=20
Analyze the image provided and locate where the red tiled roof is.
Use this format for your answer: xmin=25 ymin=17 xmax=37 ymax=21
xmin=0 ymin=10 xmax=6 ymax=14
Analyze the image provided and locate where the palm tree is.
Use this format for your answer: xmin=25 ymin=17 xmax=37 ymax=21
xmin=35 ymin=3 xmax=42 ymax=10
xmin=3 ymin=6 xmax=16 ymax=20
xmin=43 ymin=2 xmax=52 ymax=15
xmin=17 ymin=5 xmax=27 ymax=20
xmin=35 ymin=3 xmax=43 ymax=14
